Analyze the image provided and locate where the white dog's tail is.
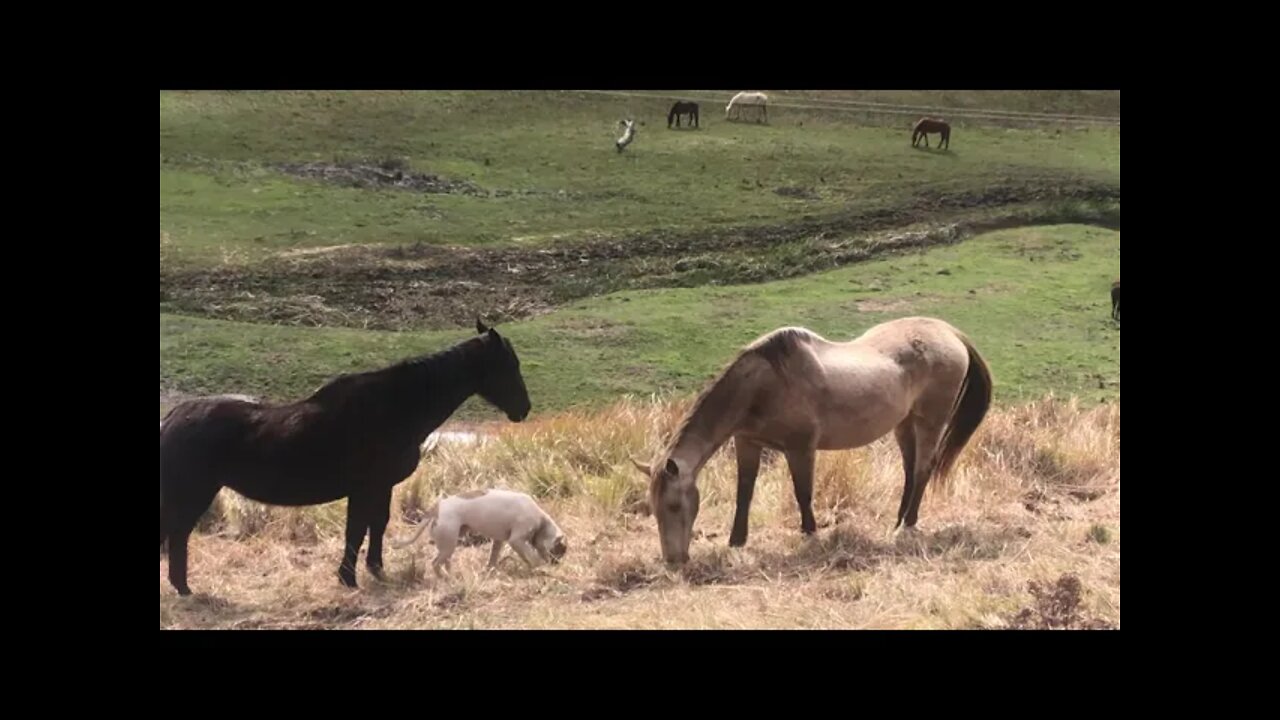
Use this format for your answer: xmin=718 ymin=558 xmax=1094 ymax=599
xmin=391 ymin=503 xmax=439 ymax=549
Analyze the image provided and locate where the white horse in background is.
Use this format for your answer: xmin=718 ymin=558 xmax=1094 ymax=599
xmin=726 ymin=91 xmax=768 ymax=123
xmin=615 ymin=119 xmax=637 ymax=152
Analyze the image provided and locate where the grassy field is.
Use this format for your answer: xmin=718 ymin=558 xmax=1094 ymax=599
xmin=160 ymin=91 xmax=1118 ymax=265
xmin=161 ymin=90 xmax=1119 ymax=405
xmin=159 ymin=395 xmax=1119 ymax=629
xmin=161 ymin=223 xmax=1121 ymax=418
xmin=761 ymin=90 xmax=1121 ymax=117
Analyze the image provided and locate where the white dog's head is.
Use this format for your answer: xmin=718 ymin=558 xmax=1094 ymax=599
xmin=534 ymin=517 xmax=568 ymax=564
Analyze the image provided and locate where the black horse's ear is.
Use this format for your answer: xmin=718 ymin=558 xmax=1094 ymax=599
xmin=476 ymin=318 xmax=489 ymax=335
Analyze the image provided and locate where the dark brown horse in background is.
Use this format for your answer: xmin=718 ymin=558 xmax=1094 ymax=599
xmin=667 ymin=101 xmax=699 ymax=129
xmin=1111 ymin=279 xmax=1120 ymax=320
xmin=912 ymin=117 xmax=951 ymax=149
xmin=158 ymin=320 xmax=532 ymax=596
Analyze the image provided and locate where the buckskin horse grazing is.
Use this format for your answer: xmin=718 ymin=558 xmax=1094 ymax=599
xmin=911 ymin=117 xmax=951 ymax=149
xmin=667 ymin=100 xmax=699 ymax=128
xmin=158 ymin=320 xmax=532 ymax=596
xmin=632 ymin=316 xmax=992 ymax=565
xmin=1110 ymin=279 xmax=1120 ymax=320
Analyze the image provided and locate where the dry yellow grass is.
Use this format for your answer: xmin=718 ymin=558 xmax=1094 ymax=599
xmin=160 ymin=395 xmax=1119 ymax=629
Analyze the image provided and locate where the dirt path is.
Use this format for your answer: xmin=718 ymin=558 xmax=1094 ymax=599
xmin=160 ymin=178 xmax=1119 ymax=332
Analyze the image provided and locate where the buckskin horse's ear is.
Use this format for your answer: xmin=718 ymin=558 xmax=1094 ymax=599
xmin=476 ymin=318 xmax=489 ymax=335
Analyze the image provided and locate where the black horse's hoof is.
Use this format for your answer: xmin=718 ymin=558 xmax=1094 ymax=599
xmin=728 ymin=535 xmax=747 ymax=548
xmin=366 ymin=565 xmax=386 ymax=581
xmin=338 ymin=570 xmax=359 ymax=589
xmin=175 ymin=586 xmax=192 ymax=597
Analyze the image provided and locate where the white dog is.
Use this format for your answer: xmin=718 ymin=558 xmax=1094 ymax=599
xmin=393 ymin=489 xmax=567 ymax=577
xmin=615 ymin=119 xmax=636 ymax=153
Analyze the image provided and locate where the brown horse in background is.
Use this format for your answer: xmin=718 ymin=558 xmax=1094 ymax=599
xmin=159 ymin=320 xmax=532 ymax=596
xmin=632 ymin=316 xmax=993 ymax=565
xmin=1111 ymin=279 xmax=1120 ymax=320
xmin=912 ymin=117 xmax=951 ymax=149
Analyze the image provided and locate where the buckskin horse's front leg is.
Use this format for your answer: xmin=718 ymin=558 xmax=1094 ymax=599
xmin=729 ymin=437 xmax=764 ymax=547
xmin=784 ymin=443 xmax=819 ymax=535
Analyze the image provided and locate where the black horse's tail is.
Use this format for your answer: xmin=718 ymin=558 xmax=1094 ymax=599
xmin=161 ymin=413 xmax=170 ymax=553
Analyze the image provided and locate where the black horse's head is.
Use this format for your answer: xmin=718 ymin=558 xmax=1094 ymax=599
xmin=474 ymin=318 xmax=532 ymax=422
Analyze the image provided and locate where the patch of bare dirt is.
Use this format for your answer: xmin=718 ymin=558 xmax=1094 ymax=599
xmin=273 ymin=159 xmax=487 ymax=196
xmin=269 ymin=157 xmax=644 ymax=203
xmin=160 ymin=178 xmax=1119 ymax=332
xmin=774 ymin=185 xmax=820 ymax=200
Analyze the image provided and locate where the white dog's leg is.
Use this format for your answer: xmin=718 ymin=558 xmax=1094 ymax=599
xmin=432 ymin=523 xmax=459 ymax=578
xmin=488 ymin=539 xmax=505 ymax=568
xmin=507 ymin=536 xmax=542 ymax=568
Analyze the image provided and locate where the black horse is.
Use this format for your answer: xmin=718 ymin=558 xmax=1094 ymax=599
xmin=1111 ymin=279 xmax=1120 ymax=321
xmin=667 ymin=100 xmax=699 ymax=129
xmin=158 ymin=319 xmax=532 ymax=596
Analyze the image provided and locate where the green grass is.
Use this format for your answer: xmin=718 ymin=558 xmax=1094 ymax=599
xmin=161 ymin=224 xmax=1121 ymax=418
xmin=160 ymin=91 xmax=1120 ymax=267
xmin=761 ymin=90 xmax=1121 ymax=117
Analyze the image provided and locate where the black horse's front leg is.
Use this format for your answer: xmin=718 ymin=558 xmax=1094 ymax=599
xmin=365 ymin=486 xmax=394 ymax=580
xmin=338 ymin=494 xmax=370 ymax=588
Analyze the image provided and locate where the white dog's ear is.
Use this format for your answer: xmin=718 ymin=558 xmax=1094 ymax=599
xmin=629 ymin=457 xmax=652 ymax=477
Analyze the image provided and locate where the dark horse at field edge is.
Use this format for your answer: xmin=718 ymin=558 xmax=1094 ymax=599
xmin=159 ymin=320 xmax=531 ymax=596
xmin=912 ymin=117 xmax=951 ymax=149
xmin=667 ymin=100 xmax=699 ymax=129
